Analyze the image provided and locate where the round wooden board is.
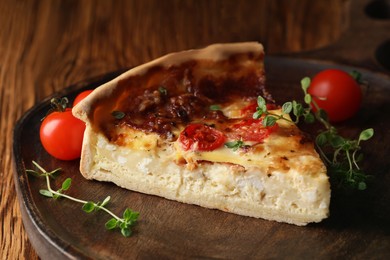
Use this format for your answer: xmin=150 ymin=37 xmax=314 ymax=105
xmin=13 ymin=57 xmax=390 ymax=259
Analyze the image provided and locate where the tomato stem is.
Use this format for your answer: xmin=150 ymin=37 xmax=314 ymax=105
xmin=50 ymin=97 xmax=69 ymax=112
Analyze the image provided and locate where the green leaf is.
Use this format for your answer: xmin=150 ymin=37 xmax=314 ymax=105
xmin=359 ymin=128 xmax=374 ymax=142
xmin=304 ymin=112 xmax=315 ymax=124
xmin=342 ymin=140 xmax=356 ymax=151
xmin=158 ymin=86 xmax=168 ymax=95
xmin=39 ymin=189 xmax=54 ymax=198
xmin=304 ymin=93 xmax=312 ymax=104
xmin=225 ymin=140 xmax=244 ymax=151
xmin=263 ymin=115 xmax=277 ymax=127
xmin=292 ymin=101 xmax=303 ymax=117
xmin=253 ymin=110 xmax=263 ymax=119
xmin=130 ymin=211 xmax=140 ymax=221
xmin=358 ymin=182 xmax=367 ymax=190
xmin=101 ymin=196 xmax=111 ymax=207
xmin=350 ymin=70 xmax=362 ymax=82
xmin=316 ymin=133 xmax=328 ymax=146
xmin=82 ymin=202 xmax=96 ymax=213
xmin=119 ymin=221 xmax=128 ymax=229
xmin=123 ymin=208 xmax=140 ymax=222
xmin=257 ymin=96 xmax=267 ymax=110
xmin=282 ymin=102 xmax=292 ymax=114
xmin=121 ymin=227 xmax=132 ymax=237
xmin=105 ymin=218 xmax=118 ymax=230
xmin=112 ymin=111 xmax=125 ymax=120
xmin=301 ymin=77 xmax=311 ymax=93
xmin=209 ymin=104 xmax=221 ymax=111
xmin=225 ymin=141 xmax=237 ymax=149
xmin=329 ymin=135 xmax=345 ymax=148
xmin=61 ymin=178 xmax=72 ymax=191
xmin=123 ymin=208 xmax=133 ymax=220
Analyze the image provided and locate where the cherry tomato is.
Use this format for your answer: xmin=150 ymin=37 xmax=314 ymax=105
xmin=229 ymin=118 xmax=278 ymax=142
xmin=308 ymin=69 xmax=362 ymax=122
xmin=73 ymin=89 xmax=93 ymax=106
xmin=178 ymin=124 xmax=226 ymax=151
xmin=240 ymin=102 xmax=258 ymax=117
xmin=40 ymin=108 xmax=86 ymax=160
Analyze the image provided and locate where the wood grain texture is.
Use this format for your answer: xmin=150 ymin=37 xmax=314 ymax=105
xmin=1 ymin=0 xmax=388 ymax=259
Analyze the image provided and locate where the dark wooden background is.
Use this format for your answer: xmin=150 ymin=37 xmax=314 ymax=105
xmin=1 ymin=0 xmax=389 ymax=259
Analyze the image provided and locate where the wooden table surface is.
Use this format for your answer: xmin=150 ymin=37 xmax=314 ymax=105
xmin=1 ymin=0 xmax=389 ymax=259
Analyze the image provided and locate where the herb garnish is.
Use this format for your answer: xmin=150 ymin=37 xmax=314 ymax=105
xmin=27 ymin=161 xmax=139 ymax=237
xmin=225 ymin=140 xmax=246 ymax=151
xmin=112 ymin=110 xmax=126 ymax=120
xmin=158 ymin=86 xmax=168 ymax=95
xmin=253 ymin=77 xmax=374 ymax=191
xmin=209 ymin=104 xmax=221 ymax=111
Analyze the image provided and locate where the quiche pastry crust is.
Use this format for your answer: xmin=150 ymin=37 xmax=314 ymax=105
xmin=73 ymin=42 xmax=330 ymax=226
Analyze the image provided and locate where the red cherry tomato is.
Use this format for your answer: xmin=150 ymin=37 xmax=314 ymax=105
xmin=40 ymin=108 xmax=86 ymax=160
xmin=240 ymin=102 xmax=258 ymax=117
xmin=229 ymin=118 xmax=278 ymax=142
xmin=178 ymin=124 xmax=226 ymax=151
xmin=73 ymin=89 xmax=93 ymax=106
xmin=308 ymin=69 xmax=362 ymax=122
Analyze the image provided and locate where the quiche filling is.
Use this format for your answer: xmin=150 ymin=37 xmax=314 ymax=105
xmin=73 ymin=42 xmax=330 ymax=226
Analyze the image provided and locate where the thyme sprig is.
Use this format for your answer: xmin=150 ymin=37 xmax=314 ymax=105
xmin=27 ymin=161 xmax=139 ymax=237
xmin=253 ymin=77 xmax=374 ymax=191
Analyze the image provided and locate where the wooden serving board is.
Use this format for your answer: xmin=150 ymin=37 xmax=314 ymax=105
xmin=13 ymin=57 xmax=390 ymax=259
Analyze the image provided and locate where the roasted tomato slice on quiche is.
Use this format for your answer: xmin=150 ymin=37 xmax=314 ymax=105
xmin=228 ymin=118 xmax=278 ymax=143
xmin=178 ymin=124 xmax=226 ymax=151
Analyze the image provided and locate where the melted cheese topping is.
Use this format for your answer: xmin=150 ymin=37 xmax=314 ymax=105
xmin=108 ymin=101 xmax=321 ymax=178
xmin=173 ymin=109 xmax=321 ymax=174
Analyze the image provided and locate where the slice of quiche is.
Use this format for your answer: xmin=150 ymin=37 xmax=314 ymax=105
xmin=72 ymin=42 xmax=330 ymax=226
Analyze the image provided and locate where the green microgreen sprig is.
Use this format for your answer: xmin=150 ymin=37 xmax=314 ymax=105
xmin=112 ymin=110 xmax=126 ymax=120
xmin=158 ymin=86 xmax=168 ymax=96
xmin=253 ymin=77 xmax=374 ymax=191
xmin=27 ymin=161 xmax=139 ymax=237
xmin=225 ymin=140 xmax=246 ymax=151
xmin=210 ymin=104 xmax=221 ymax=111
